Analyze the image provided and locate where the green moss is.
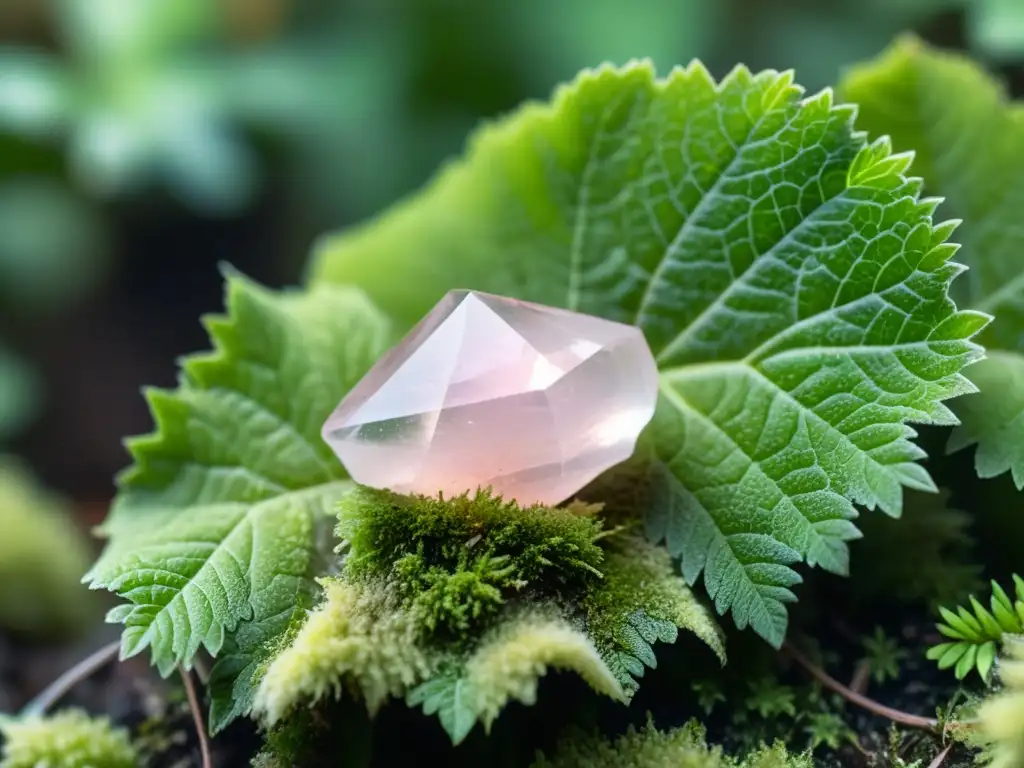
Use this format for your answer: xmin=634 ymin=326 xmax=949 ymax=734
xmin=0 ymin=710 xmax=137 ymax=768
xmin=0 ymin=458 xmax=96 ymax=639
xmin=582 ymin=536 xmax=726 ymax=692
xmin=256 ymin=696 xmax=373 ymax=768
xmin=531 ymin=718 xmax=812 ymax=768
xmin=394 ymin=549 xmax=507 ymax=633
xmin=253 ymin=578 xmax=436 ymax=725
xmin=337 ymin=486 xmax=606 ymax=636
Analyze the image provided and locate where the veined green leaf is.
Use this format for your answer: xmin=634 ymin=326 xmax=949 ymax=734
xmin=311 ymin=61 xmax=984 ymax=646
xmin=841 ymin=35 xmax=1024 ymax=487
xmin=85 ymin=269 xmax=392 ymax=718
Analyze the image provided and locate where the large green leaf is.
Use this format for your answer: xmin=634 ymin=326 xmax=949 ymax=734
xmin=841 ymin=36 xmax=1024 ymax=488
xmin=310 ymin=61 xmax=985 ymax=646
xmin=86 ymin=270 xmax=391 ymax=690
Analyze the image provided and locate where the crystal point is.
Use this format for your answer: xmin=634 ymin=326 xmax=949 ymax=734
xmin=322 ymin=290 xmax=658 ymax=505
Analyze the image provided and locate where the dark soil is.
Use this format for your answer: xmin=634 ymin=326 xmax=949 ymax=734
xmin=0 ymin=610 xmax=981 ymax=768
xmin=0 ymin=627 xmax=260 ymax=768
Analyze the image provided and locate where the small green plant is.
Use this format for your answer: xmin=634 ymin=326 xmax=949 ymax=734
xmin=927 ymin=575 xmax=1024 ymax=683
xmin=861 ymin=627 xmax=908 ymax=685
xmin=0 ymin=710 xmax=137 ymax=768
xmin=744 ymin=678 xmax=798 ymax=720
xmin=802 ymin=712 xmax=853 ymax=751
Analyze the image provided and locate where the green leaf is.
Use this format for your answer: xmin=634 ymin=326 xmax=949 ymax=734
xmin=57 ymin=0 xmax=216 ymax=66
xmin=968 ymin=0 xmax=1024 ymax=59
xmin=841 ymin=35 xmax=1024 ymax=487
xmin=583 ymin=534 xmax=725 ymax=694
xmin=207 ymin=590 xmax=314 ymax=734
xmin=407 ymin=670 xmax=479 ymax=746
xmin=0 ymin=49 xmax=71 ymax=138
xmin=311 ymin=61 xmax=984 ymax=647
xmin=410 ymin=610 xmax=625 ymax=745
xmin=0 ymin=179 xmax=109 ymax=313
xmin=86 ymin=270 xmax=391 ymax=693
xmin=927 ymin=575 xmax=1024 ymax=683
xmin=947 ymin=352 xmax=1024 ymax=487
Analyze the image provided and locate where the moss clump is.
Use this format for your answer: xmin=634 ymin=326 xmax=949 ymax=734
xmin=394 ymin=549 xmax=508 ymax=633
xmin=253 ymin=578 xmax=435 ymax=725
xmin=464 ymin=608 xmax=626 ymax=728
xmin=0 ymin=710 xmax=137 ymax=768
xmin=337 ymin=486 xmax=606 ymax=636
xmin=531 ymin=718 xmax=812 ymax=768
xmin=0 ymin=458 xmax=95 ymax=639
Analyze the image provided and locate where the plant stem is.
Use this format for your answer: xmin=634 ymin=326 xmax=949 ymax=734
xmin=180 ymin=666 xmax=213 ymax=768
xmin=783 ymin=642 xmax=939 ymax=731
xmin=20 ymin=640 xmax=120 ymax=717
xmin=927 ymin=744 xmax=953 ymax=768
xmin=849 ymin=659 xmax=871 ymax=695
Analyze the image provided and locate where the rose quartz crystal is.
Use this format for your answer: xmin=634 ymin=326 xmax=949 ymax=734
xmin=321 ymin=290 xmax=658 ymax=506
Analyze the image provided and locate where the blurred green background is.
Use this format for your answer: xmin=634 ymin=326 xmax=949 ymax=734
xmin=0 ymin=0 xmax=1021 ymax=514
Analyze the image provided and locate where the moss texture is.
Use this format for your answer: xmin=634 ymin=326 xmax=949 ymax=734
xmin=338 ymin=486 xmax=607 ymax=637
xmin=531 ymin=718 xmax=813 ymax=768
xmin=0 ymin=710 xmax=137 ymax=768
xmin=0 ymin=458 xmax=96 ymax=639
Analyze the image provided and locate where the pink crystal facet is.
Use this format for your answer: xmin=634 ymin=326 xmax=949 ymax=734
xmin=321 ymin=290 xmax=659 ymax=506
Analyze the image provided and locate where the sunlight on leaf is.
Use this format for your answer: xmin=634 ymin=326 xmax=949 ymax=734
xmin=312 ymin=60 xmax=985 ymax=646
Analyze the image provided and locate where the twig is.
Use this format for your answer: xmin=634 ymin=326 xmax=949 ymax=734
xmin=20 ymin=640 xmax=120 ymax=717
xmin=849 ymin=659 xmax=871 ymax=696
xmin=193 ymin=656 xmax=211 ymax=685
xmin=784 ymin=642 xmax=939 ymax=731
xmin=180 ymin=666 xmax=213 ymax=768
xmin=927 ymin=743 xmax=954 ymax=768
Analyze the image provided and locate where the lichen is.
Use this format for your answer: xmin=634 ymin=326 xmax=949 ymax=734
xmin=464 ymin=608 xmax=626 ymax=729
xmin=253 ymin=578 xmax=435 ymax=725
xmin=0 ymin=710 xmax=137 ymax=768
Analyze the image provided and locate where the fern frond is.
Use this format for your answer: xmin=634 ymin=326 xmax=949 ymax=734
xmin=927 ymin=575 xmax=1024 ymax=682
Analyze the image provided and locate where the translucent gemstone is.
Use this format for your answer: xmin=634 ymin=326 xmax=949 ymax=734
xmin=321 ymin=290 xmax=659 ymax=506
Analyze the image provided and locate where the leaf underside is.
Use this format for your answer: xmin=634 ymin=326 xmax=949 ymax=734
xmin=85 ymin=271 xmax=392 ymax=723
xmin=842 ymin=34 xmax=1024 ymax=487
xmin=312 ymin=59 xmax=985 ymax=646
